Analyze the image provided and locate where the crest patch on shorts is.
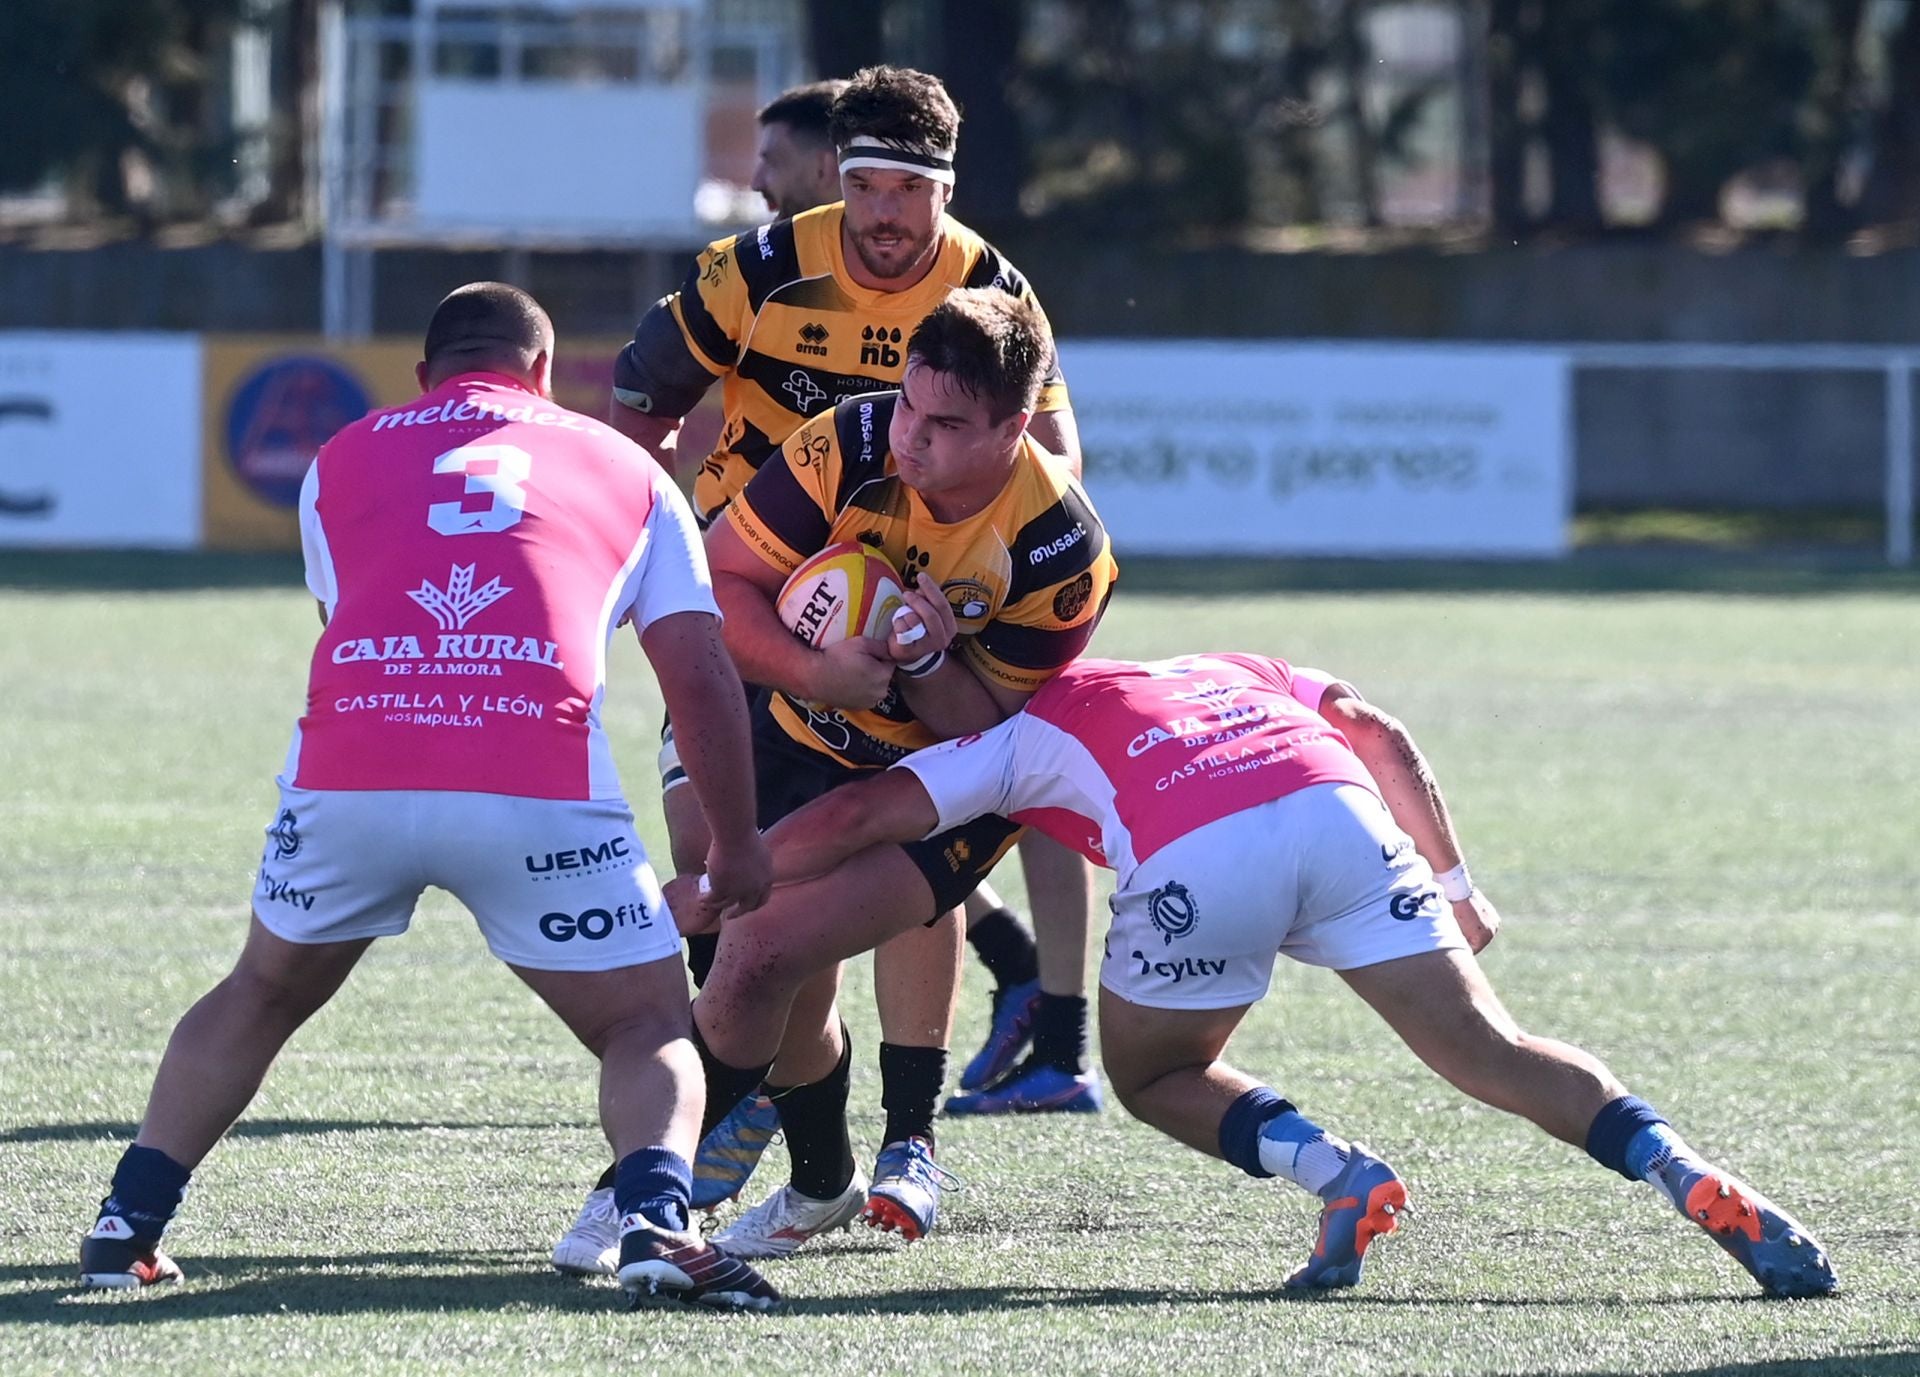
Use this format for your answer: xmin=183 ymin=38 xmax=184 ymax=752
xmin=1147 ymin=880 xmax=1198 ymax=945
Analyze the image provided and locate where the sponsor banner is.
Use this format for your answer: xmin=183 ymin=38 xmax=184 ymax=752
xmin=1060 ymin=342 xmax=1571 ymax=557
xmin=0 ymin=333 xmax=202 ymax=548
xmin=201 ymin=335 xmax=720 ymax=550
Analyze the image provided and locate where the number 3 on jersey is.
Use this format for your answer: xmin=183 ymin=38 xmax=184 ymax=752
xmin=427 ymin=443 xmax=532 ymax=536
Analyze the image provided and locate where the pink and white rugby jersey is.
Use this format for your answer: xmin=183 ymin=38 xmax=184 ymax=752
xmin=898 ymin=654 xmax=1380 ymax=885
xmin=289 ymin=371 xmax=716 ymax=800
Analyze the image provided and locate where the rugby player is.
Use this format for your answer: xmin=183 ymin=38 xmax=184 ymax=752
xmin=560 ymin=61 xmax=1103 ymax=1275
xmin=749 ymin=80 xmax=847 ymax=221
xmin=77 ymin=284 xmax=782 ymax=1312
xmin=685 ymin=652 xmax=1838 ymax=1300
xmin=683 ymin=289 xmax=1116 ymax=1256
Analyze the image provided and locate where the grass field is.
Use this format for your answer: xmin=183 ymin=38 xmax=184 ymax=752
xmin=2 ymin=554 xmax=1916 ymax=1375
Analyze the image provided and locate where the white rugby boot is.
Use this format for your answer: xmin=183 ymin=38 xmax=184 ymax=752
xmin=711 ymin=1170 xmax=869 ymax=1259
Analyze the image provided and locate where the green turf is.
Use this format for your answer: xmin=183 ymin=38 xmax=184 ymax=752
xmin=2 ymin=559 xmax=1916 ymax=1375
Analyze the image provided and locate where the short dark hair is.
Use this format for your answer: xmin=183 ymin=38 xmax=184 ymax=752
xmin=905 ymin=289 xmax=1053 ymax=420
xmin=422 ymin=282 xmax=553 ymax=376
xmin=758 ymin=79 xmax=847 ymax=147
xmin=830 ymin=65 xmax=961 ymax=155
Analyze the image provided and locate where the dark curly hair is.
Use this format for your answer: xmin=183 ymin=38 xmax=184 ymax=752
xmin=905 ymin=289 xmax=1054 ymax=420
xmin=829 ymin=65 xmax=961 ymax=154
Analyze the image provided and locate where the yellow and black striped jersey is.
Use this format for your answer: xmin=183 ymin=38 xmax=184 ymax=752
xmin=612 ymin=203 xmax=1070 ymax=523
xmin=727 ymin=390 xmax=1116 ymax=769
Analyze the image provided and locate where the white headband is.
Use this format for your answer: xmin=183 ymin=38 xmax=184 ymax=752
xmin=838 ymin=135 xmax=956 ymax=185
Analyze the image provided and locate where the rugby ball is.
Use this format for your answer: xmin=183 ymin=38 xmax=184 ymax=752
xmin=776 ymin=542 xmax=907 ymax=648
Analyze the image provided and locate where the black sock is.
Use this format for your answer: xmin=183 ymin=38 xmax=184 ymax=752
xmin=1031 ymin=992 xmax=1090 ymax=1074
xmin=691 ymin=1018 xmax=773 ymax=1139
xmin=967 ymin=907 xmax=1039 ymax=989
xmin=878 ymin=1042 xmax=948 ymax=1146
xmin=100 ymin=1144 xmax=191 ymax=1242
xmin=766 ymin=1026 xmax=855 ymax=1201
xmin=594 ymin=1163 xmax=616 ymax=1192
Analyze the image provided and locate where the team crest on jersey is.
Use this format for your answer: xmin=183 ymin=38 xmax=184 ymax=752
xmin=942 ymin=578 xmax=994 ymax=627
xmin=408 ymin=564 xmax=512 ymax=631
xmin=1147 ymin=881 xmax=1198 ymax=945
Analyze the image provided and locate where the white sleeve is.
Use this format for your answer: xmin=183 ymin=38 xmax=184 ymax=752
xmin=619 ymin=471 xmax=722 ymax=631
xmin=298 ymin=460 xmax=337 ymax=613
xmin=1289 ymin=665 xmax=1357 ymax=715
xmin=895 ymin=716 xmax=1025 ymax=837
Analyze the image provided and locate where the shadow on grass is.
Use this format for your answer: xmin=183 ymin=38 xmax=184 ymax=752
xmin=0 ymin=549 xmax=304 ymax=592
xmin=0 ymin=1118 xmax=584 ymax=1145
xmin=1566 ymin=1351 xmax=1919 ymax=1377
xmin=3 ymin=548 xmax=1917 ymax=597
xmin=0 ymin=1257 xmax=1851 ymax=1328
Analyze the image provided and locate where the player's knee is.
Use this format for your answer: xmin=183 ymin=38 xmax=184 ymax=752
xmin=583 ymin=1003 xmax=688 ymax=1059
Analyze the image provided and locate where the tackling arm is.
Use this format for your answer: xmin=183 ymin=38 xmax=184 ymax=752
xmin=1318 ymin=688 xmax=1500 ymax=952
xmin=761 ymin=768 xmax=942 ymax=886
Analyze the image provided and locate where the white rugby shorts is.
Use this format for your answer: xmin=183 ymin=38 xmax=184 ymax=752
xmin=1101 ymin=783 xmax=1467 ymax=1010
xmin=251 ymin=782 xmax=679 ymax=971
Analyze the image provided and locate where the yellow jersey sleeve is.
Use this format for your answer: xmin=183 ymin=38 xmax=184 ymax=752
xmin=723 ymin=405 xmax=845 ymax=575
xmin=669 ymin=234 xmax=750 ymax=378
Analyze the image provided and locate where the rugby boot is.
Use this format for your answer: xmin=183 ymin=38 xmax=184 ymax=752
xmin=79 ymin=1215 xmax=184 ymax=1290
xmin=959 ymin=978 xmax=1041 ymax=1091
xmin=691 ymin=1094 xmax=780 ymax=1210
xmin=944 ymin=1057 xmax=1104 ymax=1116
xmin=1660 ymin=1161 xmax=1838 ymax=1298
xmin=861 ymin=1136 xmax=959 ymax=1243
xmin=551 ymin=1185 xmax=620 ymax=1276
xmin=617 ymin=1218 xmax=781 ymax=1311
xmin=711 ymin=1169 xmax=869 ymax=1259
xmin=1285 ymin=1145 xmax=1407 ymax=1289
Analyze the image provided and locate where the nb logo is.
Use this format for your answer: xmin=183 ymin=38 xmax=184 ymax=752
xmin=859 ymin=325 xmax=902 ymax=369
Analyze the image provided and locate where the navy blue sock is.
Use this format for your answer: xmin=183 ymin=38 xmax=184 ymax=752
xmin=613 ymin=1147 xmax=692 ymax=1234
xmin=1585 ymin=1095 xmax=1670 ymax=1181
xmin=1218 ymin=1087 xmax=1294 ymax=1180
xmin=101 ymin=1144 xmax=192 ymax=1242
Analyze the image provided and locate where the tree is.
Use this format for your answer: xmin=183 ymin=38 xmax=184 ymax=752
xmin=0 ymin=0 xmax=244 ymax=219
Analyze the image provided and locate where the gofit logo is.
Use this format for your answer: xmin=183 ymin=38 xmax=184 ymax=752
xmin=538 ymin=902 xmax=652 ymax=942
xmin=1388 ymin=887 xmax=1442 ymax=921
xmin=797 ymin=322 xmax=829 ymax=357
xmin=859 ymin=325 xmax=902 ymax=368
xmin=525 ymin=837 xmax=632 ymax=877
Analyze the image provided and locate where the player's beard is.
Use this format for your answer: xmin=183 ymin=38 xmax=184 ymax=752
xmin=848 ymin=218 xmax=938 ymax=283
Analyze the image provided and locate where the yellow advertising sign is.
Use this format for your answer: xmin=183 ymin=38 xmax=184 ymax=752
xmin=200 ymin=335 xmax=720 ymax=550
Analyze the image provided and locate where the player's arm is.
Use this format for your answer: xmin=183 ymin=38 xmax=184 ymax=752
xmin=609 ymin=243 xmax=743 ymax=473
xmin=625 ymin=474 xmax=770 ymax=917
xmin=1311 ymin=678 xmax=1500 ymax=952
xmin=1027 ymin=404 xmax=1082 ymax=479
xmin=760 ymin=768 xmax=940 ymax=885
xmin=299 ymin=458 xmax=336 ymax=628
xmin=760 ymin=715 xmax=1022 ymax=886
xmin=884 ymin=572 xmax=1030 ymax=736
